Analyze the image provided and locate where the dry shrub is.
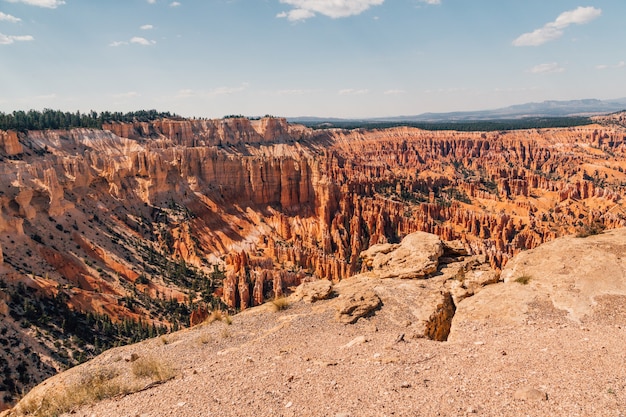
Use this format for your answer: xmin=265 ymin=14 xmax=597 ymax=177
xmin=13 ymin=358 xmax=176 ymax=417
xmin=13 ymin=369 xmax=131 ymax=417
xmin=205 ymin=309 xmax=223 ymax=324
xmin=269 ymin=296 xmax=290 ymax=312
xmin=203 ymin=310 xmax=231 ymax=325
xmin=514 ymin=275 xmax=531 ymax=285
xmin=197 ymin=333 xmax=213 ymax=345
xmin=131 ymin=357 xmax=175 ymax=382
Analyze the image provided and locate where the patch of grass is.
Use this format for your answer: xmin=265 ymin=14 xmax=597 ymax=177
xmin=200 ymin=310 xmax=232 ymax=325
xmin=514 ymin=275 xmax=531 ymax=285
xmin=131 ymin=357 xmax=175 ymax=382
xmin=159 ymin=335 xmax=170 ymax=345
xmin=220 ymin=328 xmax=231 ymax=339
xmin=13 ymin=369 xmax=132 ymax=417
xmin=197 ymin=333 xmax=213 ymax=345
xmin=269 ymin=296 xmax=290 ymax=312
xmin=204 ymin=309 xmax=223 ymax=324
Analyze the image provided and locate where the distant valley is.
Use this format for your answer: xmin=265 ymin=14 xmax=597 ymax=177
xmin=1 ymin=110 xmax=626 ymax=408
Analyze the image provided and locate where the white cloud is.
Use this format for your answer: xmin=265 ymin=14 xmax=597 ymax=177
xmin=384 ymin=89 xmax=406 ymax=95
xmin=176 ymin=89 xmax=196 ymax=98
xmin=339 ymin=88 xmax=369 ymax=95
xmin=552 ymin=6 xmax=601 ymax=28
xmin=419 ymin=0 xmax=440 ymax=4
xmin=596 ymin=61 xmax=625 ymax=70
xmin=5 ymin=0 xmax=65 ymax=8
xmin=529 ymin=62 xmax=565 ymax=74
xmin=0 ymin=12 xmax=21 ymax=23
xmin=208 ymin=83 xmax=249 ymax=97
xmin=147 ymin=0 xmax=156 ymax=3
xmin=170 ymin=1 xmax=181 ymax=7
xmin=140 ymin=24 xmax=154 ymax=30
xmin=110 ymin=37 xmax=156 ymax=47
xmin=276 ymin=9 xmax=314 ymax=21
xmin=0 ymin=33 xmax=34 ymax=44
xmin=130 ymin=36 xmax=156 ymax=46
xmin=513 ymin=6 xmax=601 ymax=47
xmin=277 ymin=0 xmax=384 ymax=21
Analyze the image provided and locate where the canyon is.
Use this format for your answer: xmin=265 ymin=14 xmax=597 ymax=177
xmin=1 ymin=115 xmax=626 ymax=407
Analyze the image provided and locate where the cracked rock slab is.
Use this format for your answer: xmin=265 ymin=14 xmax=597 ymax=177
xmin=360 ymin=232 xmax=444 ymax=279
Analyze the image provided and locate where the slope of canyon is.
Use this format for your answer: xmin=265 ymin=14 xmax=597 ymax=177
xmin=5 ymin=228 xmax=626 ymax=417
xmin=1 ymin=116 xmax=626 ymax=407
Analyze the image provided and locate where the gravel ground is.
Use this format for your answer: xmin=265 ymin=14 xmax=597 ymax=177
xmin=55 ymin=295 xmax=626 ymax=417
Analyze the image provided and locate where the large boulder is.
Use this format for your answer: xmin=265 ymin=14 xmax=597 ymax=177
xmin=360 ymin=232 xmax=444 ymax=279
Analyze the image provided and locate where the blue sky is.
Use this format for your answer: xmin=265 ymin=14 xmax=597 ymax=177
xmin=0 ymin=0 xmax=624 ymax=118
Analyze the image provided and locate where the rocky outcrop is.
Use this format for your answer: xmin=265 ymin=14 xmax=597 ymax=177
xmin=360 ymin=232 xmax=443 ymax=279
xmin=450 ymin=228 xmax=626 ymax=340
xmin=0 ymin=130 xmax=22 ymax=155
xmin=312 ymin=231 xmax=497 ymax=340
xmin=293 ymin=279 xmax=333 ymax=303
xmin=335 ymin=289 xmax=382 ymax=324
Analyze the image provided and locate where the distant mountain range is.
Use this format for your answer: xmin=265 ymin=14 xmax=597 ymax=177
xmin=289 ymin=98 xmax=626 ymax=123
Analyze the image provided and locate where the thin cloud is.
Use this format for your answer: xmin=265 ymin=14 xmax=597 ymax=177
xmin=176 ymin=84 xmax=249 ymax=99
xmin=0 ymin=33 xmax=34 ymax=44
xmin=419 ymin=0 xmax=440 ymax=4
xmin=513 ymin=6 xmax=601 ymax=47
xmin=208 ymin=83 xmax=249 ymax=97
xmin=109 ymin=37 xmax=156 ymax=47
xmin=170 ymin=2 xmax=181 ymax=6
xmin=147 ymin=0 xmax=156 ymax=3
xmin=176 ymin=89 xmax=196 ymax=98
xmin=339 ymin=88 xmax=369 ymax=95
xmin=277 ymin=0 xmax=384 ymax=22
xmin=596 ymin=61 xmax=625 ymax=70
xmin=384 ymin=89 xmax=406 ymax=95
xmin=140 ymin=24 xmax=154 ymax=30
xmin=276 ymin=89 xmax=314 ymax=95
xmin=130 ymin=36 xmax=156 ymax=46
xmin=529 ymin=62 xmax=565 ymax=74
xmin=0 ymin=12 xmax=21 ymax=23
xmin=5 ymin=0 xmax=65 ymax=8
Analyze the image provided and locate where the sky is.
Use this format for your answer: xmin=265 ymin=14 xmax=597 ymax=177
xmin=0 ymin=0 xmax=625 ymax=118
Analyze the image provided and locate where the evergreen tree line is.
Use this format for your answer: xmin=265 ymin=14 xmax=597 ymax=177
xmin=0 ymin=109 xmax=177 ymax=132
xmin=302 ymin=117 xmax=593 ymax=132
xmin=5 ymin=281 xmax=168 ymax=366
